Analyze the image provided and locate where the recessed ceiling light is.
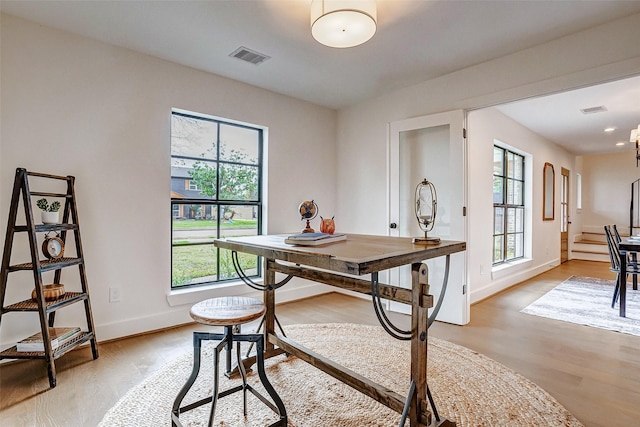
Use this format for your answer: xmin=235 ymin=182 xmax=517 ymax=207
xmin=616 ymin=141 xmax=625 ymax=146
xmin=604 ymin=127 xmax=616 ymax=133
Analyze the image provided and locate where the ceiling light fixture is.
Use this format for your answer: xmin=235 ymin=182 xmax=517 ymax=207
xmin=604 ymin=127 xmax=616 ymax=133
xmin=310 ymin=0 xmax=377 ymax=48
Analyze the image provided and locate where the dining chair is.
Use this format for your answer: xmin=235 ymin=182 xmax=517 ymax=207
xmin=612 ymin=224 xmax=639 ymax=291
xmin=604 ymin=225 xmax=640 ymax=308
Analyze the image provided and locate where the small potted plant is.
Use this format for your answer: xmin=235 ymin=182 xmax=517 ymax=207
xmin=36 ymin=198 xmax=61 ymax=224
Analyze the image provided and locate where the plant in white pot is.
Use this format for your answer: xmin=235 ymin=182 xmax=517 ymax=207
xmin=36 ymin=199 xmax=61 ymax=225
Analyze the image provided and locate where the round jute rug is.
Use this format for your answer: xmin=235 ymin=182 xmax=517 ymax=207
xmin=98 ymin=323 xmax=583 ymax=427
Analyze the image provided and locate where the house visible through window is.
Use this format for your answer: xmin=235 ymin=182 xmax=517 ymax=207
xmin=170 ymin=110 xmax=263 ymax=288
xmin=493 ymin=145 xmax=525 ymax=264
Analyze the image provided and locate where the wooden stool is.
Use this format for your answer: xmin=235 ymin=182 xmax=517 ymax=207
xmin=171 ymin=297 xmax=287 ymax=427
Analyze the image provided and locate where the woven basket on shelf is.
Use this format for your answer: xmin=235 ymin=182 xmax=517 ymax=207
xmin=32 ymin=284 xmax=65 ymax=301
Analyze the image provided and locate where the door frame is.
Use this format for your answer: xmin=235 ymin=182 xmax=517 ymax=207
xmin=387 ymin=110 xmax=469 ymax=325
xmin=561 ymin=167 xmax=570 ymax=263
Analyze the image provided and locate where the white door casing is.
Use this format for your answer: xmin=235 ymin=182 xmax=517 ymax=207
xmin=388 ymin=110 xmax=469 ymax=325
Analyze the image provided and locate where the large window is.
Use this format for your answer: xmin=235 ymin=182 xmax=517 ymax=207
xmin=170 ymin=110 xmax=263 ymax=288
xmin=493 ymin=146 xmax=525 ymax=264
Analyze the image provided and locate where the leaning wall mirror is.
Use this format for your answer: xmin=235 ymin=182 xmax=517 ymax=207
xmin=543 ymin=162 xmax=555 ymax=221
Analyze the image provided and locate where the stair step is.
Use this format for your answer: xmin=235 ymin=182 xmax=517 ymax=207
xmin=572 ymin=249 xmax=608 ymax=255
xmin=571 ymin=251 xmax=609 ymax=262
xmin=575 ymin=239 xmax=606 ymax=245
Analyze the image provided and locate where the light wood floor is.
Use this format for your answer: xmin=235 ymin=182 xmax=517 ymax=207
xmin=1 ymin=260 xmax=638 ymax=426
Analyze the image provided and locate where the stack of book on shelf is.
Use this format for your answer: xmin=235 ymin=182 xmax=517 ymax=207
xmin=16 ymin=327 xmax=81 ymax=352
xmin=284 ymin=232 xmax=347 ymax=246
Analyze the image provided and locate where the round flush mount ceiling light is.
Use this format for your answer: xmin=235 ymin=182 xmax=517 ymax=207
xmin=310 ymin=0 xmax=377 ymax=48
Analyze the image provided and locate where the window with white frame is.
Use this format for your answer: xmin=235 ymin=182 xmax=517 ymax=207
xmin=493 ymin=145 xmax=525 ymax=264
xmin=170 ymin=110 xmax=263 ymax=288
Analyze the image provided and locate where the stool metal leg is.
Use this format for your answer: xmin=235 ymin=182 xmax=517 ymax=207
xmin=225 ymin=324 xmax=240 ymax=376
xmin=236 ymin=335 xmax=249 ymax=416
xmin=172 ymin=329 xmax=287 ymax=427
xmin=208 ymin=334 xmax=226 ymax=427
xmin=172 ymin=333 xmax=205 ymax=426
xmin=254 ymin=334 xmax=288 ymax=426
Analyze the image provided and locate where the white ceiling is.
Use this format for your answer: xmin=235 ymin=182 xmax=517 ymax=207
xmin=496 ymin=75 xmax=640 ymax=156
xmin=2 ymin=0 xmax=640 ymax=155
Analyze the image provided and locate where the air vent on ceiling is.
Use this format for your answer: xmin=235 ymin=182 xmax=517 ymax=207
xmin=229 ymin=46 xmax=271 ymax=65
xmin=580 ymin=105 xmax=608 ymax=114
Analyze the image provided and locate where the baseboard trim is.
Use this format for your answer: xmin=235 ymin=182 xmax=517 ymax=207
xmin=471 ymin=259 xmax=559 ymax=304
xmin=94 ymin=280 xmax=332 ymax=342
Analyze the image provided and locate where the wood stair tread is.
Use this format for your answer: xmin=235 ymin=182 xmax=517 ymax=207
xmin=574 ymin=239 xmax=607 ymax=245
xmin=572 ymin=248 xmax=608 ymax=254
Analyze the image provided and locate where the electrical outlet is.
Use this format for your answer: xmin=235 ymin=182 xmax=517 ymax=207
xmin=109 ymin=287 xmax=121 ymax=303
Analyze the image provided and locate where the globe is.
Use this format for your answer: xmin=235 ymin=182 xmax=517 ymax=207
xmin=298 ymin=200 xmax=318 ymax=233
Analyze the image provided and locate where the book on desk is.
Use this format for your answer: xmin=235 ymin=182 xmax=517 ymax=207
xmin=284 ymin=232 xmax=346 ymax=246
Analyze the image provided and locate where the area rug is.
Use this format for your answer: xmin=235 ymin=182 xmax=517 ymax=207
xmin=521 ymin=275 xmax=640 ymax=336
xmin=98 ymin=323 xmax=582 ymax=427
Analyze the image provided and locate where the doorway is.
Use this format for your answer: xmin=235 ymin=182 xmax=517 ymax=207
xmin=561 ymin=167 xmax=570 ymax=263
xmin=388 ymin=110 xmax=469 ymax=325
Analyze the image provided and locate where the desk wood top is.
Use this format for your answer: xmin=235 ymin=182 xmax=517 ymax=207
xmin=214 ymin=234 xmax=466 ymax=275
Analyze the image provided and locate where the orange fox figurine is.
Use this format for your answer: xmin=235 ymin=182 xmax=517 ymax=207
xmin=320 ymin=216 xmax=336 ymax=235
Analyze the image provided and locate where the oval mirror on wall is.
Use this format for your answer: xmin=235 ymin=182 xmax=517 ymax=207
xmin=543 ymin=162 xmax=555 ymax=221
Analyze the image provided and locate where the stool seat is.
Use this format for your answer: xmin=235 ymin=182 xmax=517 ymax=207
xmin=190 ymin=296 xmax=266 ymax=326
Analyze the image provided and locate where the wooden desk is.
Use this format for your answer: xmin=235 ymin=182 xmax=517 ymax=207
xmin=214 ymin=233 xmax=466 ymax=427
xmin=618 ymin=237 xmax=640 ymax=317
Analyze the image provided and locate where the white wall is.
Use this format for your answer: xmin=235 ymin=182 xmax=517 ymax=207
xmin=335 ymin=13 xmax=640 ymax=304
xmin=466 ymin=108 xmax=576 ymax=301
xmin=579 ymin=150 xmax=640 ymax=234
xmin=0 ymin=14 xmax=337 ymax=346
xmin=2 ymin=10 xmax=640 ymax=345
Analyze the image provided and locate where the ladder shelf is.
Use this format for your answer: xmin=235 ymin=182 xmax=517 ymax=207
xmin=0 ymin=168 xmax=98 ymax=388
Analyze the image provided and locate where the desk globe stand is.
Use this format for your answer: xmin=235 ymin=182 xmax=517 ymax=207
xmin=298 ymin=200 xmax=318 ymax=233
xmin=302 ymin=219 xmax=314 ymax=233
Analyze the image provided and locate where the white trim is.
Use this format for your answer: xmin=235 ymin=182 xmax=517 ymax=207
xmin=473 ymin=257 xmax=559 ymax=303
xmin=166 ymin=277 xmax=331 ymax=307
xmin=91 ymin=279 xmax=333 ymax=342
xmin=491 ymin=257 xmax=532 ymax=279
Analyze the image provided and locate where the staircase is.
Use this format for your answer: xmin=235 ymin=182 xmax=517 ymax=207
xmin=571 ymin=231 xmax=610 ymax=262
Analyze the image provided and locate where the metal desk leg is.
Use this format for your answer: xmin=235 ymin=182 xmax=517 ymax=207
xmin=620 ymin=249 xmax=627 ymax=317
